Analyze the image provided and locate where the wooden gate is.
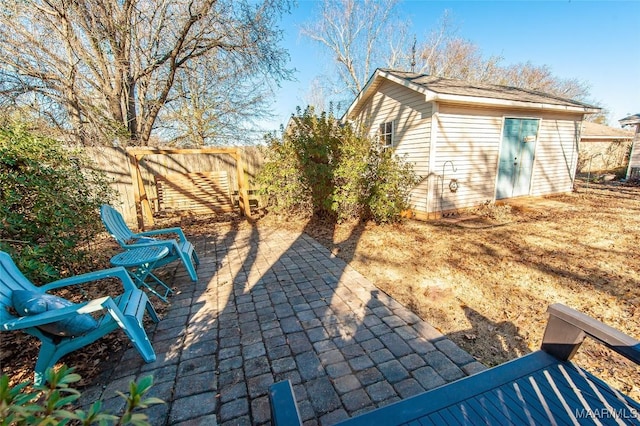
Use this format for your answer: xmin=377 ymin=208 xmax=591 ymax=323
xmin=128 ymin=147 xmax=251 ymax=229
xmin=155 ymin=171 xmax=234 ymax=214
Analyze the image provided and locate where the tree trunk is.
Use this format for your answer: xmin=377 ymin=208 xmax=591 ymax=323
xmin=126 ymin=76 xmax=139 ymax=143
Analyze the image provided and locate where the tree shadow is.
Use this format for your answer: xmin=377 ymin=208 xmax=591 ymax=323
xmin=447 ymin=306 xmax=530 ymax=368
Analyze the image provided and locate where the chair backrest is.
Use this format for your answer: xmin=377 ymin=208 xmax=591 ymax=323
xmin=100 ymin=204 xmax=135 ymax=246
xmin=0 ymin=251 xmax=42 ymax=322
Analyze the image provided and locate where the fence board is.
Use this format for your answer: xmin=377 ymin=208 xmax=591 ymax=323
xmin=80 ymin=146 xmax=264 ymax=226
xmin=155 ymin=171 xmax=234 ymax=214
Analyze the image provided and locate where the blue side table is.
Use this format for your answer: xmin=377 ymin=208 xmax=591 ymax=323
xmin=110 ymin=246 xmax=172 ymax=302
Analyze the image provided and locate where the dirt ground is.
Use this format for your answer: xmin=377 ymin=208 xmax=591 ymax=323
xmin=2 ymin=180 xmax=638 ymax=403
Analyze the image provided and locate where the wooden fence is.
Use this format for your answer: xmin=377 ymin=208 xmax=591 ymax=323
xmin=577 ymin=140 xmax=632 ymax=173
xmin=627 ymin=134 xmax=640 ymax=180
xmin=82 ymin=146 xmax=265 ymax=228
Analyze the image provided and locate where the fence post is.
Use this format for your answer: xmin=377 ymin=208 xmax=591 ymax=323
xmin=128 ymin=150 xmax=155 ymax=230
xmin=236 ymin=150 xmax=251 ymax=217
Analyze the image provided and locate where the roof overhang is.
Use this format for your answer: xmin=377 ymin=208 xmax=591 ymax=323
xmin=619 ymin=115 xmax=640 ymax=126
xmin=342 ymin=69 xmax=431 ymax=121
xmin=428 ymin=93 xmax=600 ymax=114
xmin=342 ymin=69 xmax=600 ymax=121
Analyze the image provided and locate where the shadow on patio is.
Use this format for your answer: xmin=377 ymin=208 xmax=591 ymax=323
xmin=79 ymin=220 xmax=485 ymax=425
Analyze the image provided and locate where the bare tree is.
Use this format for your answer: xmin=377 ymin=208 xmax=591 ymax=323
xmin=412 ymin=12 xmax=503 ymax=82
xmin=0 ymin=0 xmax=292 ymax=146
xmin=304 ymin=5 xmax=595 ymax=117
xmin=159 ymin=57 xmax=276 ymax=147
xmin=495 ymin=62 xmax=590 ymax=100
xmin=301 ymin=0 xmax=407 ymax=98
xmin=417 ymin=37 xmax=502 ymax=82
xmin=303 ymin=77 xmax=331 ymax=113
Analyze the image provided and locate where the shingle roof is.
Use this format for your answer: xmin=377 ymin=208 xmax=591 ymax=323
xmin=619 ymin=114 xmax=640 ymax=126
xmin=343 ymin=68 xmax=601 ymax=120
xmin=581 ymin=121 xmax=634 ymax=140
xmin=380 ymin=69 xmax=597 ymax=109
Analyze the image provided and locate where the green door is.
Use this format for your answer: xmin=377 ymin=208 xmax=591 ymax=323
xmin=496 ymin=118 xmax=539 ymax=199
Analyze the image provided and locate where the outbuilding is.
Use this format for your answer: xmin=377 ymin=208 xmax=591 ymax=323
xmin=342 ymin=69 xmax=599 ymax=218
xmin=619 ymin=113 xmax=640 ymax=180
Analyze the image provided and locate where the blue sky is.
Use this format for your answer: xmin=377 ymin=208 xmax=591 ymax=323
xmin=266 ymin=0 xmax=640 ymax=131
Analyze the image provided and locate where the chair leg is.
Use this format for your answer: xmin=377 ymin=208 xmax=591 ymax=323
xmin=192 ymin=250 xmax=200 ymax=266
xmin=34 ymin=341 xmax=59 ymax=385
xmin=117 ymin=315 xmax=156 ymax=363
xmin=106 ymin=296 xmax=156 ymax=363
xmin=179 ymin=251 xmax=198 ymax=282
xmin=146 ymin=299 xmax=160 ymax=323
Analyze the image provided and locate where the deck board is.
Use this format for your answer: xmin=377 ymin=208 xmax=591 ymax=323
xmin=555 ymin=363 xmax=637 ymax=423
xmin=486 ymin=388 xmax=529 ymax=425
xmin=334 ymin=351 xmax=640 ymax=425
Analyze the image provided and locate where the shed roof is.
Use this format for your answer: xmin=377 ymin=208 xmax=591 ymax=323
xmin=619 ymin=113 xmax=640 ymax=126
xmin=581 ymin=121 xmax=635 ymax=141
xmin=344 ymin=68 xmax=600 ymax=120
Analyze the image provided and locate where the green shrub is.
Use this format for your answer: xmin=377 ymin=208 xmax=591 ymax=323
xmin=0 ymin=123 xmax=114 ymax=283
xmin=0 ymin=365 xmax=163 ymax=425
xmin=257 ymin=107 xmax=419 ymax=223
xmin=258 ymin=107 xmax=342 ymax=217
xmin=363 ymin=147 xmax=419 ymax=223
xmin=257 ymin=132 xmax=312 ymax=216
xmin=331 ymin=124 xmax=370 ymax=220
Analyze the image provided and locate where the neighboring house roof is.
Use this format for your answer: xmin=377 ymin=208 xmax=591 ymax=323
xmin=344 ymin=68 xmax=600 ymax=120
xmin=580 ymin=121 xmax=635 ymax=141
xmin=619 ymin=113 xmax=640 ymax=128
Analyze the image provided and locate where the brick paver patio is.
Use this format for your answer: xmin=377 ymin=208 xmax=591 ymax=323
xmin=80 ymin=226 xmax=486 ymax=425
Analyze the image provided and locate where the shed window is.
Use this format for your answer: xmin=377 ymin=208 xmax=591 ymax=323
xmin=379 ymin=121 xmax=395 ymax=148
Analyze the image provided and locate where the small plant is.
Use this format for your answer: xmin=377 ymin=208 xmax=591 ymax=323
xmin=0 ymin=365 xmax=163 ymax=425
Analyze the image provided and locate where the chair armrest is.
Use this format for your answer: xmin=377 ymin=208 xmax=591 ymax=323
xmin=1 ymin=297 xmax=110 ymax=331
xmin=269 ymin=380 xmax=303 ymax=426
xmin=40 ymin=267 xmax=137 ymax=293
xmin=136 ymin=227 xmax=187 ymax=242
xmin=542 ymin=303 xmax=640 ymax=364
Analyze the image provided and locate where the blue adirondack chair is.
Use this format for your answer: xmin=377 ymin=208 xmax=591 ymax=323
xmin=100 ymin=204 xmax=199 ymax=282
xmin=0 ymin=252 xmax=159 ymax=385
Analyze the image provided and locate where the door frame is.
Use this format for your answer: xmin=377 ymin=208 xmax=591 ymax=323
xmin=494 ymin=116 xmax=541 ymax=200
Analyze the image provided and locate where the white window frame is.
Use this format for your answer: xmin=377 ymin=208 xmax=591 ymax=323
xmin=378 ymin=121 xmax=395 ymax=148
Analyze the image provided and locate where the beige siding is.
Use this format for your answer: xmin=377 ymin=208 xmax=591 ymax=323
xmin=353 ymin=80 xmax=433 ymax=212
xmin=530 ymin=118 xmax=581 ymax=196
xmin=352 ymin=88 xmax=586 ymax=215
xmin=433 ymin=105 xmax=583 ymax=213
xmin=433 ymin=107 xmax=503 ymax=212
